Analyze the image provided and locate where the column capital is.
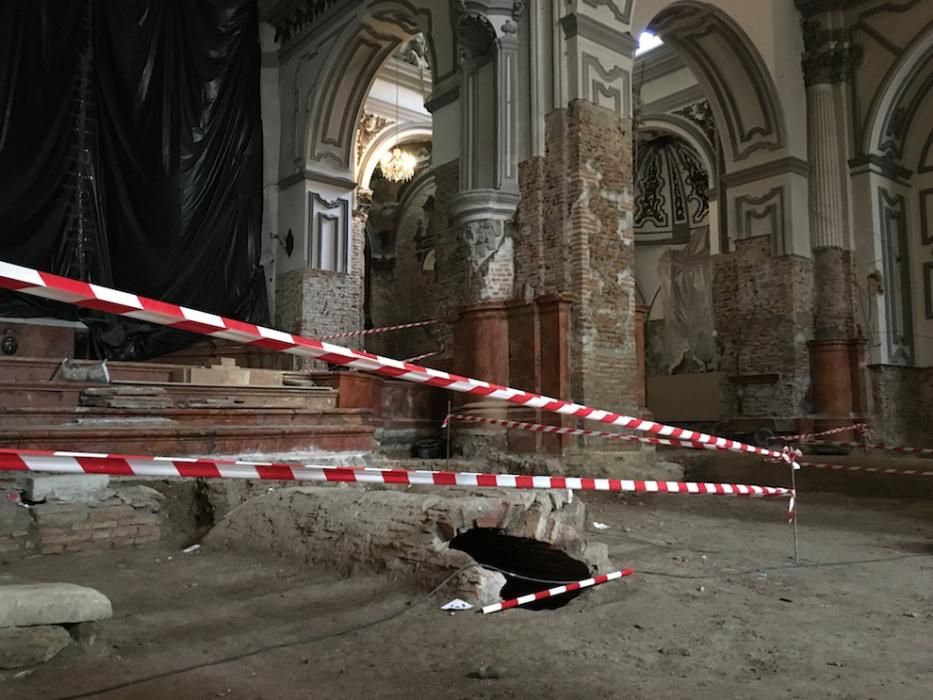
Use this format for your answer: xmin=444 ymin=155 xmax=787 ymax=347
xmin=798 ymin=7 xmax=860 ymax=87
xmin=802 ymin=43 xmax=859 ymax=87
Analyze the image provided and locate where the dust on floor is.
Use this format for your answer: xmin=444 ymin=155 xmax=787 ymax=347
xmin=2 ymin=493 xmax=931 ymax=700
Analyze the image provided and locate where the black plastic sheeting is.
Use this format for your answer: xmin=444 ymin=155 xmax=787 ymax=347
xmin=0 ymin=0 xmax=266 ymax=359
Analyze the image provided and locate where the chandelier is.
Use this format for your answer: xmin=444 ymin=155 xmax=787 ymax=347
xmin=380 ymin=147 xmax=417 ymax=182
xmin=379 ymin=50 xmax=416 ymax=183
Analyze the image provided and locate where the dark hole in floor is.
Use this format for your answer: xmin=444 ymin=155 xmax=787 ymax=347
xmin=449 ymin=528 xmax=591 ymax=610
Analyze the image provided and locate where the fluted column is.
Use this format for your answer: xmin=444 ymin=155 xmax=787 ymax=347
xmin=806 ymin=82 xmax=846 ymax=249
xmin=800 ymin=12 xmax=856 ymax=251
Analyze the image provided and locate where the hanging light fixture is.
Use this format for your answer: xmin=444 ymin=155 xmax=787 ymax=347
xmin=379 ymin=49 xmax=417 ymax=183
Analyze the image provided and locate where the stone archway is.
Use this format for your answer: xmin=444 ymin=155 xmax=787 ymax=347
xmin=268 ymin=0 xmax=453 ymax=345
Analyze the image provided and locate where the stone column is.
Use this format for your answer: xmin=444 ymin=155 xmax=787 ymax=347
xmin=801 ymin=11 xmax=854 ymax=252
xmin=446 ymin=3 xmax=524 ymax=453
xmin=800 ymin=8 xmax=861 ymax=426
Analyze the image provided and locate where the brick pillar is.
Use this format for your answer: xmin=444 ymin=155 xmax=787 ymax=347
xmin=543 ymin=100 xmax=636 ymax=414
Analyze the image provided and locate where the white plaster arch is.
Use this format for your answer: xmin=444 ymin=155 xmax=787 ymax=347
xmin=357 ymin=124 xmax=433 ymax=190
xmin=631 ymin=0 xmax=809 ymax=167
xmin=303 ymin=0 xmax=448 ymax=174
xmin=640 ymin=2 xmax=787 ymax=168
xmin=861 ymin=26 xmax=933 ymax=161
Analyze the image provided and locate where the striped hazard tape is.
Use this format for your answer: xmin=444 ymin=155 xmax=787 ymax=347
xmin=481 ymin=568 xmax=635 ymax=614
xmin=446 ymin=414 xmax=780 ymax=459
xmin=0 ymin=449 xmax=795 ymax=498
xmin=801 ymin=440 xmax=933 ymax=457
xmin=776 ymin=423 xmax=870 ymax=442
xmin=321 ymin=319 xmax=437 ymax=340
xmin=799 ymin=460 xmax=933 ymax=478
xmin=0 ymin=260 xmax=796 ymax=468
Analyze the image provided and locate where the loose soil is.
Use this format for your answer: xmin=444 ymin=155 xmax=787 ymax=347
xmin=3 ymin=492 xmax=931 ymax=700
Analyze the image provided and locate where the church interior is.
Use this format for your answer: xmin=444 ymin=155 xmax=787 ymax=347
xmin=0 ymin=1 xmax=931 ymax=696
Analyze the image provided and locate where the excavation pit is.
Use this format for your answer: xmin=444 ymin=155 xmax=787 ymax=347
xmin=205 ymin=486 xmax=610 ymax=606
xmin=449 ymin=528 xmax=591 ymax=609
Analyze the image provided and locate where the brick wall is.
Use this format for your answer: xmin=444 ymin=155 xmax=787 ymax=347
xmin=0 ymin=486 xmax=162 ymax=558
xmin=813 ymin=248 xmax=857 ymax=340
xmin=515 ymin=157 xmax=547 ymax=295
xmin=429 ymin=160 xmax=461 ymax=358
xmin=274 ymin=201 xmax=366 ymax=366
xmin=35 ymin=503 xmax=161 ymax=554
xmin=518 ymin=100 xmax=636 ymax=413
xmin=713 ymin=236 xmax=814 ymax=418
xmin=869 ymin=365 xmax=933 ymax=446
xmin=275 ymin=268 xmax=363 ymax=368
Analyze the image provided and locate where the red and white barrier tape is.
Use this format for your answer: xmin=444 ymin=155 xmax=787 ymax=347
xmin=321 ymin=319 xmax=437 ymax=339
xmin=0 ymin=260 xmax=787 ymax=465
xmin=402 ymin=350 xmax=440 ymax=364
xmin=776 ymin=423 xmax=870 ymax=442
xmin=0 ymin=449 xmax=795 ymax=498
xmin=801 ymin=439 xmax=933 ymax=457
xmin=799 ymin=460 xmax=933 ymax=478
xmin=445 ymin=414 xmax=788 ymax=461
xmin=481 ymin=568 xmax=635 ymax=614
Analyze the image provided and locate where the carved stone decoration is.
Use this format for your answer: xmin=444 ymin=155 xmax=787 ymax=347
xmin=802 ymin=44 xmax=858 ymax=87
xmin=801 ymin=18 xmax=822 ymax=53
xmin=356 ymin=112 xmax=391 ymax=162
xmin=455 ymin=10 xmax=497 ymax=63
xmin=501 ymin=0 xmax=528 ymax=35
xmin=397 ymin=33 xmax=430 ymax=69
xmin=270 ymin=0 xmax=343 ymax=45
xmin=673 ymin=100 xmax=716 ymax=145
xmin=354 ymin=188 xmax=373 ymax=220
xmin=463 ymin=219 xmax=505 ymax=270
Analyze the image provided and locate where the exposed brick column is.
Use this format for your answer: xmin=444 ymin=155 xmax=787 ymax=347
xmin=542 ymin=100 xmax=637 ymax=414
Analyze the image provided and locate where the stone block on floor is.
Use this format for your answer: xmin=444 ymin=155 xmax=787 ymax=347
xmin=0 ymin=625 xmax=72 ymax=669
xmin=0 ymin=583 xmax=112 ymax=627
xmin=24 ymin=475 xmax=110 ymax=503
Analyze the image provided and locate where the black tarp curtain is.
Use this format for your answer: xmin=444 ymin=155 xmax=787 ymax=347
xmin=0 ymin=0 xmax=266 ymax=359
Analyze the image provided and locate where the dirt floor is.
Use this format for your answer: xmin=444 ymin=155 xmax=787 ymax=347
xmin=2 ymin=491 xmax=932 ymax=700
